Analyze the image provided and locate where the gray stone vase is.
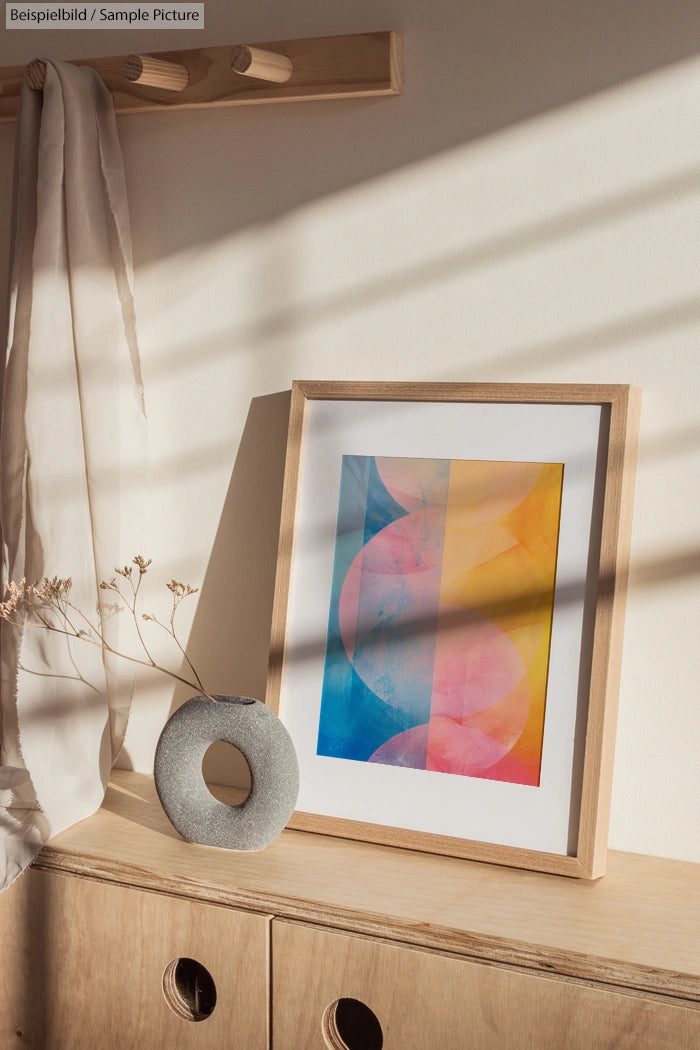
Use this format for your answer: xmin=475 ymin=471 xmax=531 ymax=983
xmin=153 ymin=695 xmax=299 ymax=851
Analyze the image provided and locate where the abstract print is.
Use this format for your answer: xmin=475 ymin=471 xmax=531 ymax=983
xmin=317 ymin=455 xmax=563 ymax=786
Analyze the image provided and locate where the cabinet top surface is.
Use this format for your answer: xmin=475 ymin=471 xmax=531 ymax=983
xmin=36 ymin=770 xmax=700 ymax=999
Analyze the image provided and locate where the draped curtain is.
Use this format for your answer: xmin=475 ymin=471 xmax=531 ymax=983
xmin=0 ymin=61 xmax=147 ymax=890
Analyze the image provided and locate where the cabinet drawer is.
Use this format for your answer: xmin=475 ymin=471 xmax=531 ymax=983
xmin=0 ymin=867 xmax=269 ymax=1050
xmin=271 ymin=919 xmax=699 ymax=1050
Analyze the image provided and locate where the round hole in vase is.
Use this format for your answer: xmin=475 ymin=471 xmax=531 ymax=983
xmin=201 ymin=740 xmax=252 ymax=804
xmin=322 ymin=998 xmax=384 ymax=1050
xmin=154 ymin=695 xmax=299 ymax=851
xmin=162 ymin=957 xmax=217 ymax=1022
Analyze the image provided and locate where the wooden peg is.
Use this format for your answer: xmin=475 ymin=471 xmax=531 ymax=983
xmin=25 ymin=59 xmax=47 ymax=91
xmin=122 ymin=55 xmax=189 ymax=92
xmin=230 ymin=45 xmax=293 ymax=84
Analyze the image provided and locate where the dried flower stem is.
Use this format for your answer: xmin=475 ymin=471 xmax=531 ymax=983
xmin=0 ymin=557 xmax=215 ymax=702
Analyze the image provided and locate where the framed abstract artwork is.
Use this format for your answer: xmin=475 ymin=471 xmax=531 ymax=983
xmin=267 ymin=382 xmax=640 ymax=878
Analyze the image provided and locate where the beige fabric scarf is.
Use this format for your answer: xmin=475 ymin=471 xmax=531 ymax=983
xmin=0 ymin=61 xmax=146 ymax=890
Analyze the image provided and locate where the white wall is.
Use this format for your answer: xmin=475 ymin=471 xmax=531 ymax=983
xmin=1 ymin=1 xmax=700 ymax=863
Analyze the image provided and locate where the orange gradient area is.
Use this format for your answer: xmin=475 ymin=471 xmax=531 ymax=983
xmin=429 ymin=461 xmax=563 ymax=784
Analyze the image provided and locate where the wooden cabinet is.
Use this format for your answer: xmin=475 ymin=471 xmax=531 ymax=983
xmin=272 ymin=920 xmax=700 ymax=1049
xmin=1 ymin=770 xmax=698 ymax=1049
xmin=1 ymin=867 xmax=269 ymax=1050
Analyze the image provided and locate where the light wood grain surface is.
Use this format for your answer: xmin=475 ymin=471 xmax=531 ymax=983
xmin=0 ymin=864 xmax=269 ymax=1049
xmin=273 ymin=920 xmax=700 ymax=1050
xmin=31 ymin=769 xmax=700 ymax=1002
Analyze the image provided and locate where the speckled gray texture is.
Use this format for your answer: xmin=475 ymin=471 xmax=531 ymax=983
xmin=154 ymin=695 xmax=299 ymax=851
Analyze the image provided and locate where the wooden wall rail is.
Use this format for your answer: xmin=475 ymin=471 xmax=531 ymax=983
xmin=0 ymin=31 xmax=402 ymax=122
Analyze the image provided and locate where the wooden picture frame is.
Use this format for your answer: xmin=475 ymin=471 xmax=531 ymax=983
xmin=267 ymin=382 xmax=640 ymax=878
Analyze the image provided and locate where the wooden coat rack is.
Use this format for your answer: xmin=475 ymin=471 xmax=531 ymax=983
xmin=0 ymin=32 xmax=402 ymax=122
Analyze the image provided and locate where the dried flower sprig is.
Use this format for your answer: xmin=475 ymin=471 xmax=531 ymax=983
xmin=0 ymin=556 xmax=215 ymax=701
